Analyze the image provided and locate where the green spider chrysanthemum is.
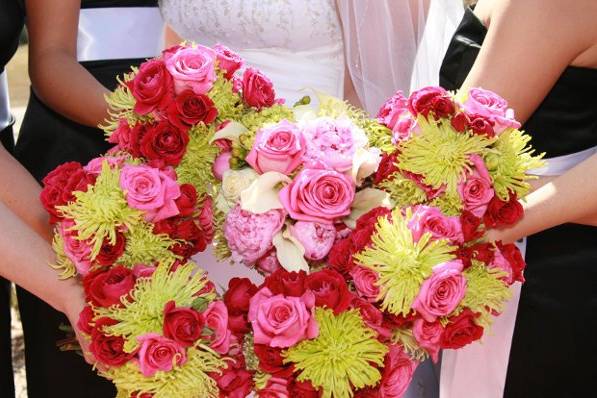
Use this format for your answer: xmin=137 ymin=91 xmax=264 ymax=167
xmin=360 ymin=118 xmax=395 ymax=154
xmin=208 ymin=70 xmax=244 ymax=121
xmin=50 ymin=229 xmax=76 ymax=279
xmin=429 ymin=191 xmax=463 ymax=217
xmin=95 ymin=262 xmax=215 ymax=352
xmin=378 ymin=172 xmax=428 ymax=208
xmin=460 ymin=260 xmax=512 ymax=328
xmin=212 ymin=209 xmax=232 ymax=260
xmin=58 ymin=162 xmax=143 ymax=258
xmin=176 ymin=124 xmax=219 ymax=198
xmin=284 ymin=308 xmax=388 ymax=398
xmin=101 ymin=70 xmax=150 ymax=135
xmin=354 ymin=208 xmax=456 ymax=316
xmin=253 ymin=371 xmax=272 ymax=391
xmin=105 ymin=344 xmax=225 ymax=398
xmin=118 ymin=223 xmax=180 ymax=268
xmin=485 ymin=128 xmax=545 ymax=200
xmin=397 ymin=117 xmax=493 ymax=194
xmin=391 ymin=328 xmax=428 ymax=362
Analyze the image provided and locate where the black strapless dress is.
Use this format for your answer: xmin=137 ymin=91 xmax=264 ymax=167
xmin=14 ymin=1 xmax=158 ymax=397
xmin=440 ymin=8 xmax=597 ymax=398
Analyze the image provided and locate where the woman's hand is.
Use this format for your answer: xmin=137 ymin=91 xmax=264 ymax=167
xmin=61 ymin=286 xmax=96 ymax=366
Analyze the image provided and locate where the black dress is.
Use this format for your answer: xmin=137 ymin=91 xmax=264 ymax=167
xmin=0 ymin=1 xmax=24 ymax=397
xmin=440 ymin=8 xmax=597 ymax=398
xmin=14 ymin=1 xmax=158 ymax=397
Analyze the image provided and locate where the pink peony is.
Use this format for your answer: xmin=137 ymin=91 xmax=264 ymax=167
xmin=379 ymin=345 xmax=419 ymax=398
xmin=59 ymin=219 xmax=92 ymax=276
xmin=223 ymin=205 xmax=285 ymax=264
xmin=350 ymin=266 xmax=380 ymax=302
xmin=377 ymin=91 xmax=409 ymax=130
xmin=203 ymin=301 xmax=232 ymax=354
xmin=213 ymin=151 xmax=232 ymax=180
xmin=119 ymin=164 xmax=181 ymax=223
xmin=164 ymin=45 xmax=217 ymax=95
xmin=137 ymin=333 xmax=187 ymax=377
xmin=457 ymin=154 xmax=495 ymax=217
xmin=213 ymin=44 xmax=243 ymax=79
xmin=408 ymin=205 xmax=464 ymax=244
xmin=248 ymin=287 xmax=319 ymax=348
xmin=246 ymin=120 xmax=305 ymax=175
xmin=279 ymin=168 xmax=355 ymax=224
xmin=256 ymin=249 xmax=282 ymax=275
xmin=463 ymin=88 xmax=521 ymax=134
xmin=288 ymin=221 xmax=336 ymax=261
xmin=413 ymin=318 xmax=443 ymax=362
xmin=413 ymin=260 xmax=467 ymax=322
xmin=301 ymin=117 xmax=367 ymax=172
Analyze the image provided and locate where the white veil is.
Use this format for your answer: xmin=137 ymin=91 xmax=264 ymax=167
xmin=337 ymin=0 xmax=464 ymax=115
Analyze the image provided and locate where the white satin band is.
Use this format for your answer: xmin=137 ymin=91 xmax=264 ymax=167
xmin=528 ymin=146 xmax=597 ymax=176
xmin=77 ymin=7 xmax=164 ymax=62
xmin=0 ymin=71 xmax=11 ymax=132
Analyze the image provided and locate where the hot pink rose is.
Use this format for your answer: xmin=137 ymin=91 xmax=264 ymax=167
xmin=137 ymin=333 xmax=187 ymax=377
xmin=242 ymin=68 xmax=276 ymax=110
xmin=379 ymin=345 xmax=419 ymax=398
xmin=457 ymin=154 xmax=495 ymax=217
xmin=84 ymin=156 xmax=125 ymax=176
xmin=408 ymin=205 xmax=464 ymax=244
xmin=246 ymin=120 xmax=305 ymax=175
xmin=203 ymin=301 xmax=232 ymax=354
xmin=288 ymin=221 xmax=336 ymax=261
xmin=350 ymin=266 xmax=380 ymax=302
xmin=413 ymin=260 xmax=467 ymax=322
xmin=301 ymin=117 xmax=368 ymax=172
xmin=213 ymin=151 xmax=232 ymax=180
xmin=248 ymin=287 xmax=319 ymax=348
xmin=279 ymin=168 xmax=355 ymax=224
xmin=463 ymin=88 xmax=521 ymax=133
xmin=224 ymin=205 xmax=285 ymax=264
xmin=377 ymin=91 xmax=409 ymax=130
xmin=413 ymin=319 xmax=443 ymax=362
xmin=164 ymin=45 xmax=217 ymax=95
xmin=119 ymin=164 xmax=181 ymax=223
xmin=213 ymin=44 xmax=243 ymax=79
xmin=59 ymin=219 xmax=92 ymax=276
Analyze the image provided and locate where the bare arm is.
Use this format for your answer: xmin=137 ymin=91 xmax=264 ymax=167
xmin=27 ymin=0 xmax=109 ymax=127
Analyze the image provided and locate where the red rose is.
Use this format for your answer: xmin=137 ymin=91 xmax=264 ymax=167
xmin=441 ymin=309 xmax=484 ymax=349
xmin=408 ymin=86 xmax=451 ymax=118
xmin=350 ymin=297 xmax=391 ymax=340
xmin=127 ymin=123 xmax=151 ymax=157
xmin=39 ymin=185 xmax=64 ymax=223
xmin=167 ymin=90 xmax=218 ymax=130
xmin=288 ymin=379 xmax=321 ymax=398
xmin=89 ymin=318 xmax=133 ymax=367
xmin=228 ymin=313 xmax=250 ymax=335
xmin=254 ymin=344 xmax=294 ymax=377
xmin=327 ymin=238 xmax=355 ymax=276
xmin=139 ymin=121 xmax=190 ymax=167
xmin=264 ymin=269 xmax=307 ymax=297
xmin=40 ymin=162 xmax=94 ymax=222
xmin=496 ymin=241 xmax=525 ymax=283
xmin=456 ymin=242 xmax=495 ymax=269
xmin=61 ymin=168 xmax=95 ymax=204
xmin=83 ymin=266 xmax=136 ymax=307
xmin=354 ymin=388 xmax=379 ymax=398
xmin=430 ymin=95 xmax=456 ymax=118
xmin=197 ymin=196 xmax=215 ymax=242
xmin=451 ymin=112 xmax=469 ymax=132
xmin=77 ymin=305 xmax=94 ymax=335
xmin=258 ymin=377 xmax=289 ymax=398
xmin=162 ymin=300 xmax=204 ymax=347
xmin=175 ymin=184 xmax=198 ymax=217
xmin=460 ymin=210 xmax=483 ymax=242
xmin=383 ymin=311 xmax=417 ymax=329
xmin=306 ymin=269 xmax=353 ymax=314
xmin=351 ymin=225 xmax=376 ymax=253
xmin=242 ymin=68 xmax=275 ymax=110
xmin=483 ymin=194 xmax=524 ymax=229
xmin=212 ymin=358 xmax=254 ymax=398
xmin=162 ymin=218 xmax=207 ymax=259
xmin=95 ymin=231 xmax=126 ymax=266
xmin=128 ymin=59 xmax=173 ymax=115
xmin=468 ymin=113 xmax=495 ymax=137
xmin=356 ymin=207 xmax=392 ymax=230
xmin=373 ymin=151 xmax=399 ymax=184
xmin=224 ymin=277 xmax=258 ymax=315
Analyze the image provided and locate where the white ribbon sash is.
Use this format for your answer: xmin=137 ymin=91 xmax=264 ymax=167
xmin=77 ymin=7 xmax=164 ymax=62
xmin=0 ymin=71 xmax=11 ymax=132
xmin=440 ymin=146 xmax=596 ymax=398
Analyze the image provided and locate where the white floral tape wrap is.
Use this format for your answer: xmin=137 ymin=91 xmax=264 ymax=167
xmin=0 ymin=71 xmax=11 ymax=132
xmin=441 ymin=145 xmax=597 ymax=398
xmin=77 ymin=7 xmax=164 ymax=62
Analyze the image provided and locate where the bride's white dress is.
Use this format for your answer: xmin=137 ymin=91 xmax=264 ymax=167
xmin=160 ymin=1 xmax=445 ymax=396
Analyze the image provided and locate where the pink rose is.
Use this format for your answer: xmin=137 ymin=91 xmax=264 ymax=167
xmin=463 ymin=88 xmax=521 ymax=133
xmin=458 ymin=154 xmax=495 ymax=217
xmin=137 ymin=333 xmax=187 ymax=377
xmin=246 ymin=120 xmax=305 ymax=175
xmin=377 ymin=91 xmax=409 ymax=130
xmin=203 ymin=301 xmax=232 ymax=354
xmin=119 ymin=164 xmax=181 ymax=223
xmin=224 ymin=205 xmax=285 ymax=264
xmin=301 ymin=117 xmax=368 ymax=172
xmin=413 ymin=319 xmax=443 ymax=362
xmin=350 ymin=266 xmax=380 ymax=302
xmin=213 ymin=151 xmax=232 ymax=180
xmin=84 ymin=156 xmax=125 ymax=176
xmin=256 ymin=249 xmax=282 ymax=275
xmin=242 ymin=68 xmax=276 ymax=110
xmin=279 ymin=168 xmax=355 ymax=224
xmin=59 ymin=219 xmax=92 ymax=276
xmin=165 ymin=45 xmax=217 ymax=95
xmin=248 ymin=287 xmax=319 ymax=348
xmin=288 ymin=221 xmax=336 ymax=261
xmin=213 ymin=44 xmax=243 ymax=79
xmin=413 ymin=260 xmax=467 ymax=322
xmin=379 ymin=345 xmax=419 ymax=398
xmin=408 ymin=205 xmax=464 ymax=244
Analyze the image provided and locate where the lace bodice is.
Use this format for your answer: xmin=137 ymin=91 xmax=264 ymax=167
xmin=160 ymin=0 xmax=345 ymax=104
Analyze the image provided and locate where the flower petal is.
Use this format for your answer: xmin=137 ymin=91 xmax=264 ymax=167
xmin=272 ymin=227 xmax=309 ymax=273
xmin=241 ymin=171 xmax=291 ymax=214
xmin=344 ymin=188 xmax=393 ymax=229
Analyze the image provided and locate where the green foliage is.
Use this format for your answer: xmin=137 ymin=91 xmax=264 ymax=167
xmin=118 ymin=223 xmax=180 ymax=268
xmin=208 ymin=70 xmax=244 ymax=121
xmin=391 ymin=328 xmax=428 ymax=362
xmin=176 ymin=124 xmax=220 ymax=198
xmin=429 ymin=191 xmax=463 ymax=217
xmin=378 ymin=173 xmax=427 ymax=208
xmin=50 ymin=229 xmax=77 ymax=280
